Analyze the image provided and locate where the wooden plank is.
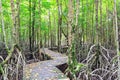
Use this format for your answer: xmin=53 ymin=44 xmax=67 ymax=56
xmin=23 ymin=48 xmax=69 ymax=80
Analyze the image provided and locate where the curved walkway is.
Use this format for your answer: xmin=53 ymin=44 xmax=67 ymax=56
xmin=23 ymin=48 xmax=69 ymax=80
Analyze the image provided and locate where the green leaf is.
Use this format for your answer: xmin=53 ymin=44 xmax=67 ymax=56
xmin=75 ymin=63 xmax=85 ymax=72
xmin=0 ymin=64 xmax=4 ymax=74
xmin=42 ymin=1 xmax=51 ymax=9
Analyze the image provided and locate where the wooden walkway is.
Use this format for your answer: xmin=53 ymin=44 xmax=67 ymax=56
xmin=23 ymin=48 xmax=69 ymax=80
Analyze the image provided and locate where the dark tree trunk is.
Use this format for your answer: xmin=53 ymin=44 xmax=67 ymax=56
xmin=29 ymin=0 xmax=32 ymax=51
xmin=31 ymin=0 xmax=36 ymax=51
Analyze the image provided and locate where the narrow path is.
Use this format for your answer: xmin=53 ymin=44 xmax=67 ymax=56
xmin=23 ymin=48 xmax=69 ymax=80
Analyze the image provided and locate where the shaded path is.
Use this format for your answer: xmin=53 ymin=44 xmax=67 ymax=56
xmin=23 ymin=48 xmax=69 ymax=80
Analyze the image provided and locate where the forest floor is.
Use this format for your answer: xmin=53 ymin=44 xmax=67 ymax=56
xmin=0 ymin=45 xmax=118 ymax=80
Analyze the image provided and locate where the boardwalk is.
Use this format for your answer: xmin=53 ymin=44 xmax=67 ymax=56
xmin=23 ymin=48 xmax=69 ymax=80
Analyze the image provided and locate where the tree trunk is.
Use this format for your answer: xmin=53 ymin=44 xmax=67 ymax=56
xmin=16 ymin=0 xmax=20 ymax=45
xmin=38 ymin=0 xmax=41 ymax=51
xmin=48 ymin=10 xmax=52 ymax=48
xmin=95 ymin=0 xmax=99 ymax=44
xmin=10 ymin=0 xmax=18 ymax=45
xmin=53 ymin=14 xmax=57 ymax=46
xmin=31 ymin=0 xmax=36 ymax=51
xmin=106 ymin=2 xmax=109 ymax=48
xmin=75 ymin=0 xmax=80 ymax=54
xmin=100 ymin=0 xmax=103 ymax=45
xmin=0 ymin=0 xmax=8 ymax=49
xmin=68 ymin=0 xmax=74 ymax=46
xmin=92 ymin=0 xmax=95 ymax=44
xmin=48 ymin=10 xmax=51 ymax=48
xmin=114 ymin=0 xmax=120 ymax=80
xmin=57 ymin=0 xmax=62 ymax=52
xmin=29 ymin=0 xmax=32 ymax=51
